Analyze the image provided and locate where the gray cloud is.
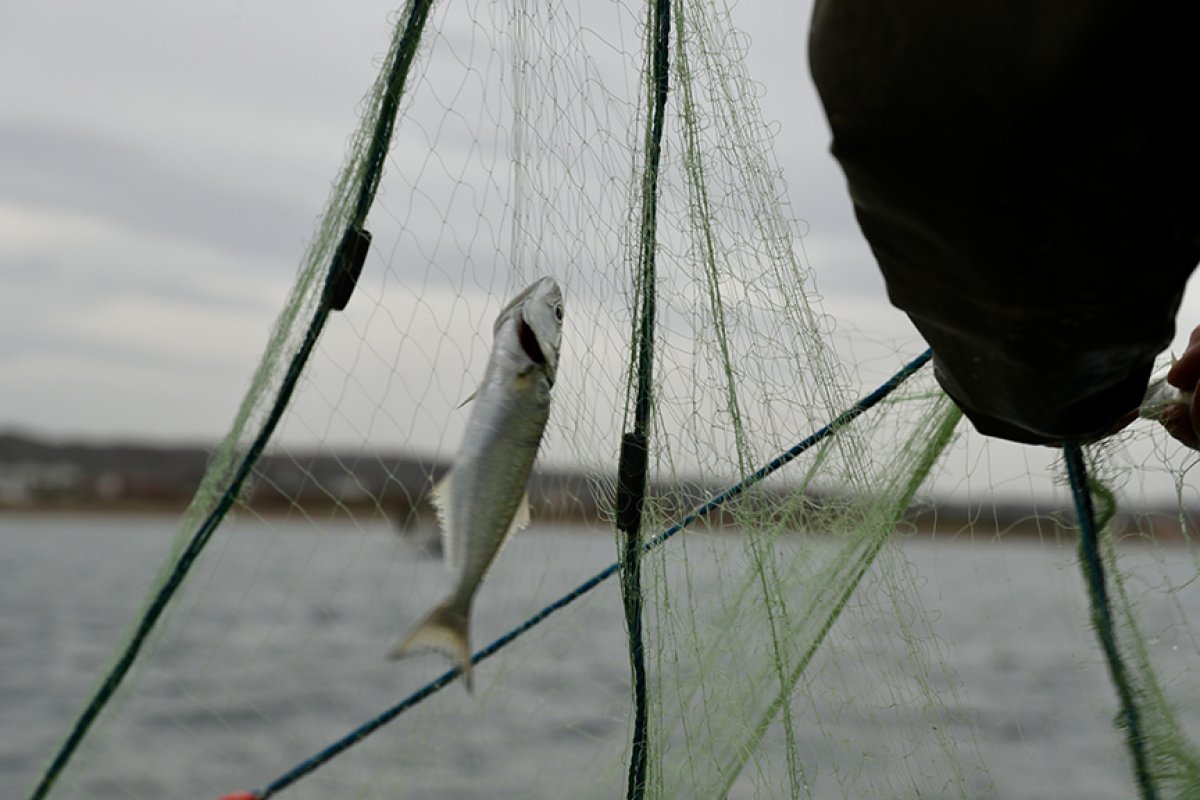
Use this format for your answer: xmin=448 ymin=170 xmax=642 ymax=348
xmin=0 ymin=0 xmax=916 ymax=449
xmin=0 ymin=121 xmax=316 ymax=261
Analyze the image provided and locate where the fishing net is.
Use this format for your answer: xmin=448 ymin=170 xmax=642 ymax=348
xmin=22 ymin=1 xmax=1200 ymax=799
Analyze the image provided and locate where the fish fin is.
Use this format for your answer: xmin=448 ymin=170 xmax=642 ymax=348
xmin=388 ymin=600 xmax=474 ymax=691
xmin=510 ymin=492 xmax=531 ymax=537
xmin=455 ymin=389 xmax=478 ymax=409
xmin=488 ymin=493 xmax=531 ymax=565
xmin=429 ymin=472 xmax=458 ymax=568
xmin=468 ymin=494 xmax=532 ymax=584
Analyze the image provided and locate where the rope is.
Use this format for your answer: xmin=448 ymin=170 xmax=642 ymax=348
xmin=617 ymin=0 xmax=673 ymax=797
xmin=26 ymin=6 xmax=436 ymax=798
xmin=236 ymin=348 xmax=934 ymax=800
xmin=1064 ymin=443 xmax=1159 ymax=800
xmin=352 ymin=0 xmax=433 ymax=228
xmin=27 ymin=305 xmax=332 ymax=800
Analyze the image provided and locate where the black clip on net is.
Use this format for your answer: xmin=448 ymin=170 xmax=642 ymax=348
xmin=324 ymin=226 xmax=372 ymax=312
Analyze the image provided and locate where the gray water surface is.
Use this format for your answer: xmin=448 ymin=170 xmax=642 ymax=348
xmin=6 ymin=513 xmax=1200 ymax=799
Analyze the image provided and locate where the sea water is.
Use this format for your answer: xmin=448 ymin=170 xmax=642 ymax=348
xmin=5 ymin=513 xmax=1200 ymax=799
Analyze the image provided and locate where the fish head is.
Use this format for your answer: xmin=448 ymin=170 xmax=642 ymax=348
xmin=495 ymin=277 xmax=564 ymax=384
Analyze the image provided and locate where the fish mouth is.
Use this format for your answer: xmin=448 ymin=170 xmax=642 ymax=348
xmin=517 ymin=316 xmax=547 ymax=367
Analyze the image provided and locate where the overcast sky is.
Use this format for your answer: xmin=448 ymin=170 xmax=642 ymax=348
xmin=3 ymin=1 xmax=1197 ymax=502
xmin=0 ymin=0 xmax=901 ymax=441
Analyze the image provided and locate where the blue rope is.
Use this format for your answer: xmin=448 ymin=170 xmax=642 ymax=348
xmin=1064 ymin=443 xmax=1158 ymax=800
xmin=250 ymin=348 xmax=933 ymax=799
xmin=257 ymin=564 xmax=620 ymax=799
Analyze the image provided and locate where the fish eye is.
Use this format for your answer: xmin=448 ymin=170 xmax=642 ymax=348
xmin=554 ymin=303 xmax=564 ymax=322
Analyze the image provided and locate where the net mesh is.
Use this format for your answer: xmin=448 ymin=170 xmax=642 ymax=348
xmin=26 ymin=1 xmax=1200 ymax=799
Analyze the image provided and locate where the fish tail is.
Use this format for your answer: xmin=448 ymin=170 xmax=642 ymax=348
xmin=388 ymin=600 xmax=474 ymax=691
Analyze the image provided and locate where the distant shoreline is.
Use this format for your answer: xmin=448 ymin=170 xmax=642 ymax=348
xmin=2 ymin=430 xmax=1196 ymax=543
xmin=3 ymin=501 xmax=1195 ymax=547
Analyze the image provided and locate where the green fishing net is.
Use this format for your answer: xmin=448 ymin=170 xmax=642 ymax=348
xmin=28 ymin=2 xmax=1200 ymax=799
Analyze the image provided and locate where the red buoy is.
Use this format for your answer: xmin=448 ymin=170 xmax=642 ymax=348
xmin=216 ymin=793 xmax=259 ymax=800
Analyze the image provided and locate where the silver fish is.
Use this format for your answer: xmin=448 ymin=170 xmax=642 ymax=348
xmin=389 ymin=277 xmax=563 ymax=690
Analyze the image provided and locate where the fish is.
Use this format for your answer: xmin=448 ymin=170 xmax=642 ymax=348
xmin=389 ymin=277 xmax=564 ymax=690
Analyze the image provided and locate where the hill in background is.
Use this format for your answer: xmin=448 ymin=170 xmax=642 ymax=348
xmin=1 ymin=430 xmax=1194 ymax=541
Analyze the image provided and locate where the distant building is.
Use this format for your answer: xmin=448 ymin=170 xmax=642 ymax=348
xmin=0 ymin=461 xmax=82 ymax=506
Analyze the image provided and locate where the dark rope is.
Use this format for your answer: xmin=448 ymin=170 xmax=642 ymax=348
xmin=257 ymin=563 xmax=621 ymax=800
xmin=239 ymin=348 xmax=933 ymax=800
xmin=26 ymin=6 xmax=436 ymax=798
xmin=27 ymin=306 xmax=331 ymax=800
xmin=1064 ymin=443 xmax=1158 ymax=800
xmin=618 ymin=0 xmax=673 ymax=796
xmin=618 ymin=431 xmax=652 ymax=800
xmin=352 ymin=0 xmax=433 ymax=228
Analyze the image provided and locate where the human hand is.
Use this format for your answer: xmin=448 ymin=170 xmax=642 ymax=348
xmin=1158 ymin=325 xmax=1200 ymax=449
